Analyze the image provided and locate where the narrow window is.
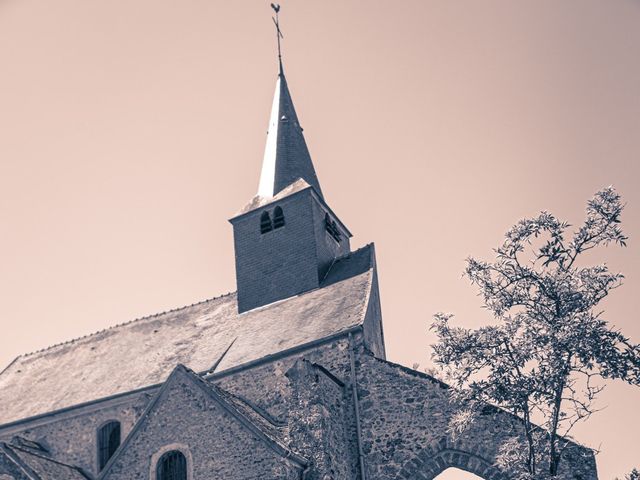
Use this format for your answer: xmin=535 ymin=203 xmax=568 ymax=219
xmin=273 ymin=206 xmax=285 ymax=229
xmin=157 ymin=450 xmax=187 ymax=480
xmin=325 ymin=213 xmax=341 ymax=242
xmin=332 ymin=220 xmax=340 ymax=239
xmin=260 ymin=211 xmax=272 ymax=234
xmin=98 ymin=421 xmax=121 ymax=470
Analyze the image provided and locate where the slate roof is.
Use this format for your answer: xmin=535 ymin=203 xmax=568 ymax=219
xmin=0 ymin=245 xmax=375 ymax=427
xmin=0 ymin=443 xmax=89 ymax=480
xmin=257 ymin=67 xmax=323 ymax=200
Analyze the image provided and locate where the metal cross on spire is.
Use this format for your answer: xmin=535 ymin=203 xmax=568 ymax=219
xmin=271 ymin=3 xmax=284 ymax=73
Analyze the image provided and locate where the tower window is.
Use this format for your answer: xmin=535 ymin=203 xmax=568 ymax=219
xmin=98 ymin=420 xmax=121 ymax=470
xmin=260 ymin=211 xmax=273 ymax=234
xmin=325 ymin=213 xmax=341 ymax=242
xmin=273 ymin=206 xmax=285 ymax=229
xmin=156 ymin=450 xmax=187 ymax=480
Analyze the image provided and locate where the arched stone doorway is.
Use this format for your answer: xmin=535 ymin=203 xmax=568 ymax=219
xmin=415 ymin=449 xmax=502 ymax=480
xmin=399 ymin=439 xmax=504 ymax=480
xmin=435 ymin=467 xmax=485 ymax=480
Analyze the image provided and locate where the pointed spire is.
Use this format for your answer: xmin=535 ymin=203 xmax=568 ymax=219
xmin=257 ymin=6 xmax=324 ymax=200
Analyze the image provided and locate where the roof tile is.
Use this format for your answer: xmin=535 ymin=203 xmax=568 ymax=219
xmin=0 ymin=247 xmax=374 ymax=426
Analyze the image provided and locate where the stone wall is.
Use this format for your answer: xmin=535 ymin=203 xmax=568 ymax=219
xmin=102 ymin=368 xmax=301 ymax=480
xmin=353 ymin=347 xmax=598 ymax=480
xmin=214 ymin=335 xmax=355 ymax=420
xmin=0 ymin=333 xmax=600 ymax=480
xmin=0 ymin=393 xmax=151 ymax=478
xmin=0 ymin=334 xmax=360 ymax=479
xmin=286 ymin=359 xmax=356 ymax=479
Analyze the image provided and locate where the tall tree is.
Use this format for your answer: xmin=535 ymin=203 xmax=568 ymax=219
xmin=431 ymin=187 xmax=640 ymax=478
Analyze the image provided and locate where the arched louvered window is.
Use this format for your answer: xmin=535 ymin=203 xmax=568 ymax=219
xmin=156 ymin=450 xmax=187 ymax=480
xmin=98 ymin=420 xmax=121 ymax=470
xmin=260 ymin=211 xmax=272 ymax=234
xmin=273 ymin=206 xmax=285 ymax=229
xmin=324 ymin=213 xmax=341 ymax=242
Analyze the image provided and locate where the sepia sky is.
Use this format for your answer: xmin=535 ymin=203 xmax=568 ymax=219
xmin=1 ymin=1 xmax=639 ymax=477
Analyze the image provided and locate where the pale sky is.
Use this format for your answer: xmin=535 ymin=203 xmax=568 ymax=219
xmin=0 ymin=1 xmax=639 ymax=478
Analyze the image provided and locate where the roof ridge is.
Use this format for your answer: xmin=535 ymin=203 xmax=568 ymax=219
xmin=325 ymin=242 xmax=373 ymax=266
xmin=366 ymin=354 xmax=589 ymax=451
xmin=337 ymin=243 xmax=373 ymax=261
xmin=368 ymin=352 xmax=450 ymax=389
xmin=16 ymin=291 xmax=237 ymax=360
xmin=235 ymin=178 xmax=312 ymax=217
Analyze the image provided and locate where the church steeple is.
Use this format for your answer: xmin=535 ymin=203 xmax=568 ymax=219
xmin=257 ymin=69 xmax=324 ymax=199
xmin=230 ymin=6 xmax=350 ymax=313
xmin=257 ymin=5 xmax=323 ymax=200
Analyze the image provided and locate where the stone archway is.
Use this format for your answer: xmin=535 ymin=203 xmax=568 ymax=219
xmin=415 ymin=449 xmax=502 ymax=480
xmin=400 ymin=439 xmax=504 ymax=480
xmin=435 ymin=467 xmax=485 ymax=480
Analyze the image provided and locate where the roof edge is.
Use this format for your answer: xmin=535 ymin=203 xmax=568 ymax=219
xmin=229 ymin=179 xmax=352 ymax=237
xmin=232 ymin=178 xmax=313 ymax=219
xmin=0 ymin=325 xmax=367 ymax=433
xmin=364 ymin=351 xmax=594 ymax=453
xmin=2 ymin=292 xmax=235 ymax=363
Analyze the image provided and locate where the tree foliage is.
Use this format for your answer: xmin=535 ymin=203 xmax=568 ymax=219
xmin=620 ymin=469 xmax=640 ymax=480
xmin=431 ymin=187 xmax=640 ymax=478
xmin=614 ymin=468 xmax=640 ymax=480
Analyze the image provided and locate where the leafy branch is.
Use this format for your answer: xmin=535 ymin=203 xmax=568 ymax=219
xmin=431 ymin=187 xmax=639 ymax=478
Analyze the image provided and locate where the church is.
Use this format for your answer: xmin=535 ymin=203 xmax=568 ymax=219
xmin=0 ymin=18 xmax=598 ymax=480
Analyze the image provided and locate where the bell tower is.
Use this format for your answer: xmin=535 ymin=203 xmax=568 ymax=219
xmin=229 ymin=7 xmax=352 ymax=313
